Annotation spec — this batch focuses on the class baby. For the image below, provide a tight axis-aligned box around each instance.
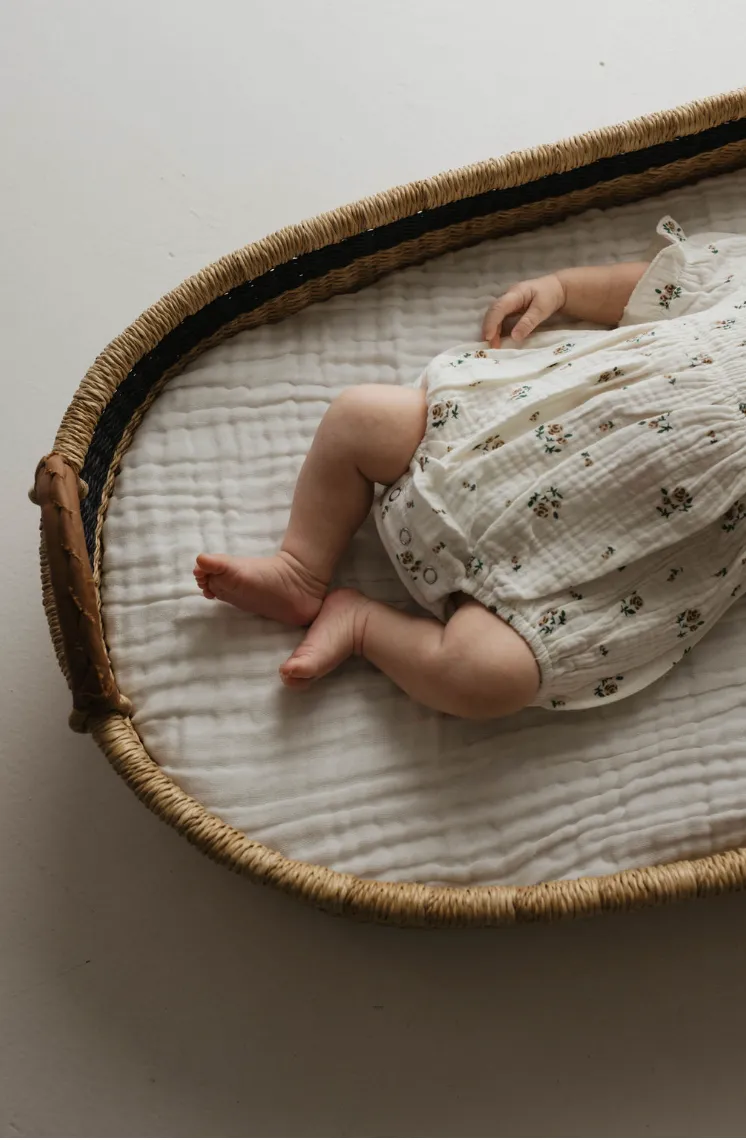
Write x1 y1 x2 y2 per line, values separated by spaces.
194 216 746 718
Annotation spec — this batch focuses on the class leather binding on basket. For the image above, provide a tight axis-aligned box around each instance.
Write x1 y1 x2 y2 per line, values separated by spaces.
34 89 746 925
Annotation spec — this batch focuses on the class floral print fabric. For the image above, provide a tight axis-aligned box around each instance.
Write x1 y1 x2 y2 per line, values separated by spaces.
376 217 746 710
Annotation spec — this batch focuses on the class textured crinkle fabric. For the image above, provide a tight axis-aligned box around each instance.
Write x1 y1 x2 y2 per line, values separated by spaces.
377 217 746 710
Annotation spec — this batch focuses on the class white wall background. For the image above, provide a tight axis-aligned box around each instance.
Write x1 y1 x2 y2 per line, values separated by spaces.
2 1 746 1135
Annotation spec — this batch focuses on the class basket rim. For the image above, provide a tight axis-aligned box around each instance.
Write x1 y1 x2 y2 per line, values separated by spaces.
40 86 746 926
53 85 746 472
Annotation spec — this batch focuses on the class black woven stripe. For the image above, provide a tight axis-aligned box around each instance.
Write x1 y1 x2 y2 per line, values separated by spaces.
80 117 746 555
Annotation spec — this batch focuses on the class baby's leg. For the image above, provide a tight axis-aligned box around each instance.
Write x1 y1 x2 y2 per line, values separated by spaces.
194 385 427 623
282 593 540 719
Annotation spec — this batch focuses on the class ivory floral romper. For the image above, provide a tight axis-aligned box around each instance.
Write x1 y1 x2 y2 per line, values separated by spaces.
376 217 746 710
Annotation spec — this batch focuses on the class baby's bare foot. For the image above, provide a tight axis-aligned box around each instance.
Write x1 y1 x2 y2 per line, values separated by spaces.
280 589 371 688
193 551 325 626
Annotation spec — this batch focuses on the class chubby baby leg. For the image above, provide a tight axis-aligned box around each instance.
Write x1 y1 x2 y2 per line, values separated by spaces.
282 592 540 719
194 384 426 619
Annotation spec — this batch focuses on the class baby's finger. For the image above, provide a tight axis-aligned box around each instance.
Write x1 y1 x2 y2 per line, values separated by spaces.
511 296 553 343
482 289 525 347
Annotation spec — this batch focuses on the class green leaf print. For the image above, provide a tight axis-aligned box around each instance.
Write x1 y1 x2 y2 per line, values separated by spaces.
676 609 704 638
430 400 459 429
661 219 685 241
596 366 624 385
527 486 564 520
537 608 567 636
465 555 484 577
657 486 693 518
472 434 504 452
655 284 682 309
594 675 624 699
722 500 746 532
638 412 673 434
536 422 573 454
620 593 644 617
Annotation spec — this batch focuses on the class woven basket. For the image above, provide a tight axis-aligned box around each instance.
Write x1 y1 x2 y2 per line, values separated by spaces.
34 88 746 926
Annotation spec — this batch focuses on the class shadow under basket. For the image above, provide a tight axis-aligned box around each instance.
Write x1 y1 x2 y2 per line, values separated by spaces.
34 87 746 927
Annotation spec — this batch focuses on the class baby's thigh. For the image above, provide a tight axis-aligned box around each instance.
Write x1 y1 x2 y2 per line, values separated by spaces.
445 599 540 717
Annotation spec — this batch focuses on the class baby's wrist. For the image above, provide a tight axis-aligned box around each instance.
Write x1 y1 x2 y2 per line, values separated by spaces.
553 270 570 314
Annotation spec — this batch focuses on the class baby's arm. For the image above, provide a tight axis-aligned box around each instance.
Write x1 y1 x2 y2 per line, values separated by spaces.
557 262 650 325
483 261 649 348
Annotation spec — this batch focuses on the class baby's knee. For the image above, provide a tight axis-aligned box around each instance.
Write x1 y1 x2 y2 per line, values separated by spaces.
328 384 427 481
331 384 424 429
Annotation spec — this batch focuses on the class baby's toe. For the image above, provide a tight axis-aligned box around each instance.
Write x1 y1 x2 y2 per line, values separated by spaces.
196 552 228 575
280 654 316 682
280 672 313 690
193 565 215 597
279 661 314 689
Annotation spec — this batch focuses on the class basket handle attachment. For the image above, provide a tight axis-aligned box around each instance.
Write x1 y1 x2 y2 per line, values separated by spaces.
32 454 132 731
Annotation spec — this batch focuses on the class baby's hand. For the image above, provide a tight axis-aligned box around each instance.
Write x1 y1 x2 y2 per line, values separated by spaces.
482 273 566 348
